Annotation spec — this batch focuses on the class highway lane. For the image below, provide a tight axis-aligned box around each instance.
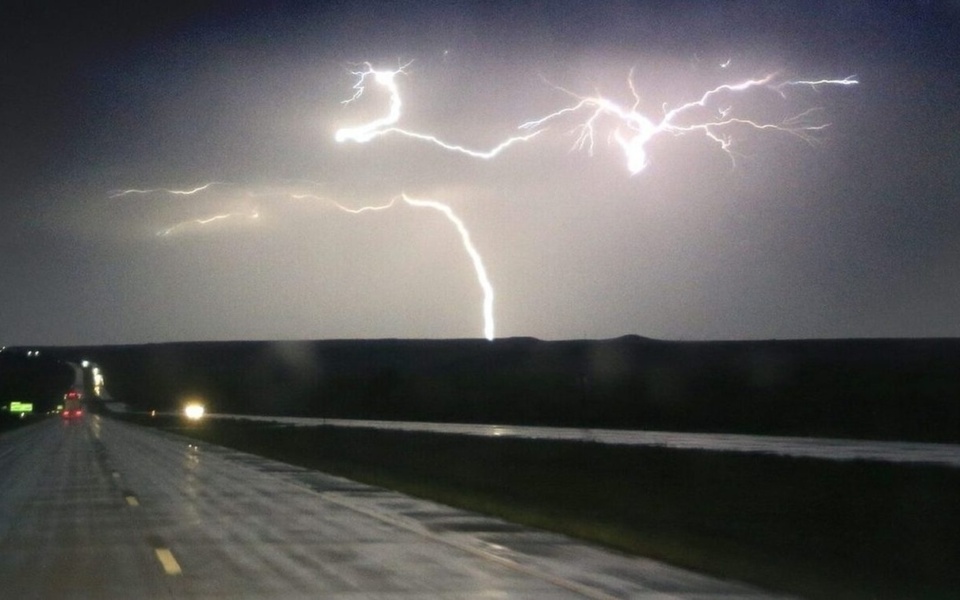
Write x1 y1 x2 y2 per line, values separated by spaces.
0 415 794 599
208 415 960 468
0 418 173 598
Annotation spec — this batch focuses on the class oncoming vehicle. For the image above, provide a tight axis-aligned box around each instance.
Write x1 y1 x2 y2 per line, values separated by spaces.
61 389 83 419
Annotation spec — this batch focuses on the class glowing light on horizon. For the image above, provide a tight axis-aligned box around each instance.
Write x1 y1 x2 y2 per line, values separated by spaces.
183 402 205 420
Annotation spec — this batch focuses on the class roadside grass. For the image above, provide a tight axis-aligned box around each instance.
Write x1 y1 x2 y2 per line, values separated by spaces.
0 413 45 435
127 414 960 600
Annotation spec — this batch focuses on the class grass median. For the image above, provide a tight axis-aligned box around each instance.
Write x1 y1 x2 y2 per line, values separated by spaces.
128 414 960 599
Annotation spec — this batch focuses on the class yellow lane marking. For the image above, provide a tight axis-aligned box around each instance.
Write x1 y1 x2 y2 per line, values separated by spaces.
125 495 139 507
154 548 182 575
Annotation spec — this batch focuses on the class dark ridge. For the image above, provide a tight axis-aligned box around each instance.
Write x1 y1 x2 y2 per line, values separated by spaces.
9 337 960 443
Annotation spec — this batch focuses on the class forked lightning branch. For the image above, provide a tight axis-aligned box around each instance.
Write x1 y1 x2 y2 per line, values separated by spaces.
112 61 856 340
334 62 857 174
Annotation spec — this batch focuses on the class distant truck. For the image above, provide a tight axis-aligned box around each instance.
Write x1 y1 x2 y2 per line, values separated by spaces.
61 389 83 419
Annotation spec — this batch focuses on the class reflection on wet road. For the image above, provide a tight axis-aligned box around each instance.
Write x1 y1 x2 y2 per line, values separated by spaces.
0 416 794 598
212 415 960 468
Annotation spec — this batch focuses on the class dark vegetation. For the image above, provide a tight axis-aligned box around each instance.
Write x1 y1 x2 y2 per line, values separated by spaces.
0 352 73 425
127 414 960 600
0 412 46 434
29 336 960 443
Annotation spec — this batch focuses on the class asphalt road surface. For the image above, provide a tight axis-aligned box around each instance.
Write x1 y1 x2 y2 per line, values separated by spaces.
0 415 795 599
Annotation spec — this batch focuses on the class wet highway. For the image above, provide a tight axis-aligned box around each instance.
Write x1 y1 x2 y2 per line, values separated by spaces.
0 415 794 599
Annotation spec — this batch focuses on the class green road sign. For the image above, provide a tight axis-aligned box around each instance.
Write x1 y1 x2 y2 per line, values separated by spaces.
9 402 33 413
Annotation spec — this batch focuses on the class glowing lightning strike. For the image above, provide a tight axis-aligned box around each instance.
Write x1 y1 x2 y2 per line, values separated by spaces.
129 185 495 339
399 194 495 341
109 182 226 198
334 62 541 159
157 210 260 237
519 72 859 174
327 194 495 341
336 63 856 175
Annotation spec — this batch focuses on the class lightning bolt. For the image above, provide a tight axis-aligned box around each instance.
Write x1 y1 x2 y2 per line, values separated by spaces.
118 184 495 340
111 62 857 343
327 62 856 341
337 62 856 175
398 194 494 341
309 193 496 341
334 62 541 159
156 210 260 237
520 71 859 174
519 72 859 174
109 182 227 198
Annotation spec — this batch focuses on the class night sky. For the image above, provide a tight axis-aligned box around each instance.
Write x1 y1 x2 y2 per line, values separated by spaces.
2 1 959 345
